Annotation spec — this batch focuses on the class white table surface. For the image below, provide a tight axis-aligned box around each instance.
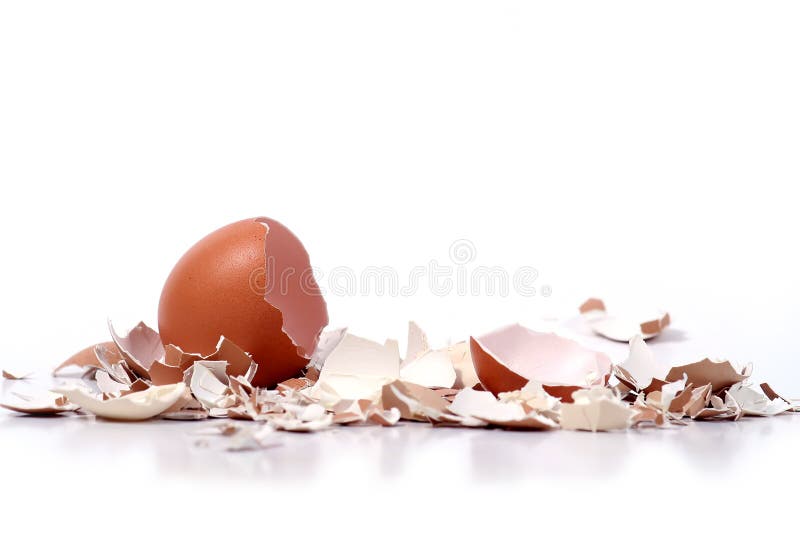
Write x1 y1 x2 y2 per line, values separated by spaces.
2 385 798 532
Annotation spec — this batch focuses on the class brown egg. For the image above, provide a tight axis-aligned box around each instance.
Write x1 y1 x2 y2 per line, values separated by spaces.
158 217 328 387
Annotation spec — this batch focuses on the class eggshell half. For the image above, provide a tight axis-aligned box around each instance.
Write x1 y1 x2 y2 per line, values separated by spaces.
158 217 328 387
470 324 612 399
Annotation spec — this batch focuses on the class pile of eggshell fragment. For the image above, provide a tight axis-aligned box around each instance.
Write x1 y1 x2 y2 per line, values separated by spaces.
2 298 797 451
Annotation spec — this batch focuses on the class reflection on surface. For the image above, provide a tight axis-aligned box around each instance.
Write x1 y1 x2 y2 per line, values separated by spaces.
3 410 798 486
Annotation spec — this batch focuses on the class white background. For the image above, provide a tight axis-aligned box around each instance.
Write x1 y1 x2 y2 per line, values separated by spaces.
1 1 799 531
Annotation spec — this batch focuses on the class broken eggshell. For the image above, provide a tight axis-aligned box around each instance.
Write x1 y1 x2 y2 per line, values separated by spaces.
308 333 400 402
307 327 348 371
613 334 669 391
53 341 122 375
158 217 328 387
108 320 165 379
727 383 792 417
0 391 79 415
665 358 750 392
760 383 800 412
560 387 635 432
400 348 456 389
470 324 612 399
55 382 187 421
381 380 451 422
399 321 457 389
579 298 670 342
447 341 480 389
448 388 558 430
189 362 236 410
2 369 32 380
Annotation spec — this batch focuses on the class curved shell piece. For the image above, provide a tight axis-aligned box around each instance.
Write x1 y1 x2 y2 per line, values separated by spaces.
470 324 611 398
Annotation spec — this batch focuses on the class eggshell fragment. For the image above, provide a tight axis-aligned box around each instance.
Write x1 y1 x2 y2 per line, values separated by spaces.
0 392 79 415
680 384 714 418
400 349 456 389
307 328 348 371
2 369 31 380
665 358 749 392
55 383 187 421
631 401 665 427
381 380 451 421
644 376 687 414
367 407 402 427
560 388 635 432
330 399 371 424
109 320 165 379
226 376 261 420
470 324 611 398
149 360 185 386
277 377 314 394
447 341 480 389
146 337 257 387
327 398 400 426
727 383 791 416
161 410 209 421
308 333 400 402
158 217 329 387
692 392 742 421
614 335 669 391
497 381 560 415
579 298 670 342
270 403 333 432
760 383 800 412
405 321 430 361
189 362 235 410
127 379 150 394
160 389 207 420
53 341 121 375
175 337 255 378
398 322 457 389
95 370 130 397
448 389 558 430
94 344 136 386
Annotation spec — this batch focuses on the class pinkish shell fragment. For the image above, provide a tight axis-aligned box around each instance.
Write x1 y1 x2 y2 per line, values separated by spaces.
109 320 165 379
470 324 611 398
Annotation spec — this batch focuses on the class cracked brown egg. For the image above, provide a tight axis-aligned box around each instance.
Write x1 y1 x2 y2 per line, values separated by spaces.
158 217 328 387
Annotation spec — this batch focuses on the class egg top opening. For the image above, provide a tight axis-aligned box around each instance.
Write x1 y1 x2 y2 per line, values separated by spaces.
255 217 329 358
